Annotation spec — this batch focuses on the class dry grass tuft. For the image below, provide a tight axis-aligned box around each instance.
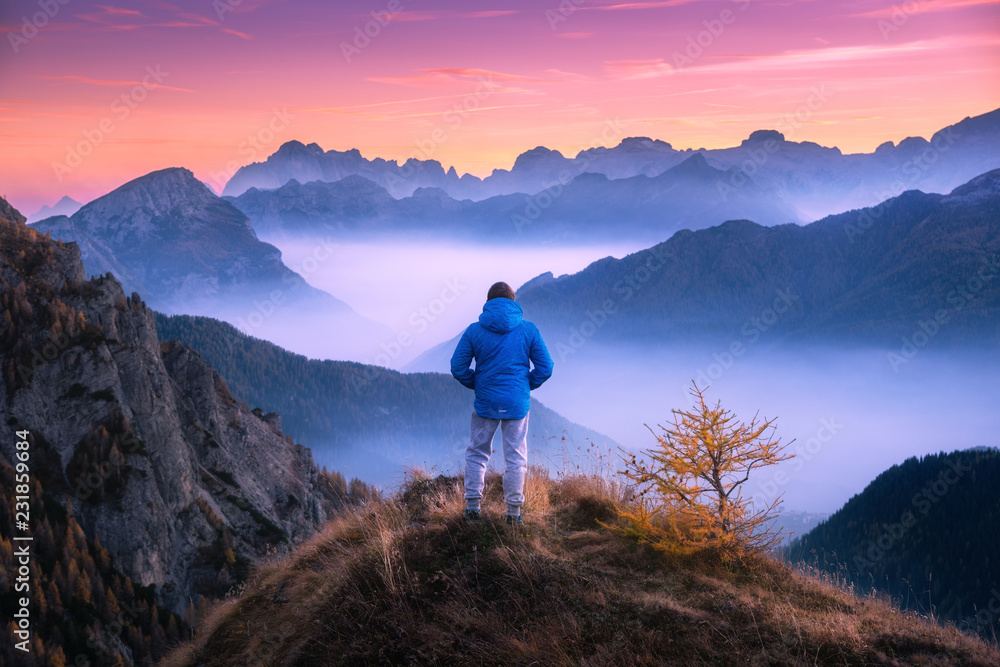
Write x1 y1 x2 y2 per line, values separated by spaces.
555 474 619 529
523 464 553 515
164 472 1000 667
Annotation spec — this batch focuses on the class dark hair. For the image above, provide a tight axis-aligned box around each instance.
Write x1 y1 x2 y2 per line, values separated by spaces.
487 281 515 301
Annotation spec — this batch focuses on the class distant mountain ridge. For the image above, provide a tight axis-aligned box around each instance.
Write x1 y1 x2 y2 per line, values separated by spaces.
31 168 390 361
227 152 799 244
223 107 1000 223
223 140 479 200
406 170 1000 373
511 169 1000 348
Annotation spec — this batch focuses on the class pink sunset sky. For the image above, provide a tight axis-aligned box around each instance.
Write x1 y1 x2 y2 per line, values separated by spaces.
0 0 998 214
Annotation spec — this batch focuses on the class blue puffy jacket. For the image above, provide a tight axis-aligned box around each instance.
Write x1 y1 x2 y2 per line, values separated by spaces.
451 298 553 420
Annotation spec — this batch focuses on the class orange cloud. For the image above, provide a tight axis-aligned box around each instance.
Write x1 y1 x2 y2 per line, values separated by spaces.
177 12 219 25
392 11 441 22
425 68 546 83
367 72 460 88
369 103 542 121
463 10 520 18
304 94 496 114
95 5 144 16
590 0 703 9
370 67 553 88
222 28 254 40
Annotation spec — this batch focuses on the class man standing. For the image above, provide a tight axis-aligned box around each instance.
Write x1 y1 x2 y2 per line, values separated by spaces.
451 281 553 525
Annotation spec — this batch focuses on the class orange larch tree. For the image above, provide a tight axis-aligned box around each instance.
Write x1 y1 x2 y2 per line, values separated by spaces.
619 382 793 557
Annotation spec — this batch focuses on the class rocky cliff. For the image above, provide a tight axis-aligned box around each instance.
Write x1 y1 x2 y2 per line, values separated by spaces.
1 197 343 616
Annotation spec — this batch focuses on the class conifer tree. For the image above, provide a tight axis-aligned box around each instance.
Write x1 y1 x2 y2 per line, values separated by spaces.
619 382 792 556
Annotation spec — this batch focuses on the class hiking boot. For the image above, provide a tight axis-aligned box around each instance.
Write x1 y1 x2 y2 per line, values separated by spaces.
505 514 523 526
465 509 481 524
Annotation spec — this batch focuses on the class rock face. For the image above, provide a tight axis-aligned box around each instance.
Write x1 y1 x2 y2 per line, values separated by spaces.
0 198 339 613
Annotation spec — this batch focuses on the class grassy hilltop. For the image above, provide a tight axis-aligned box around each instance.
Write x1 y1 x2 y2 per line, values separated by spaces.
164 470 1000 666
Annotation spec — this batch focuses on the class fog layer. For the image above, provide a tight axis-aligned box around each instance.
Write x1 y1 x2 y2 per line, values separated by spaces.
531 342 999 514
251 236 998 514
262 235 647 366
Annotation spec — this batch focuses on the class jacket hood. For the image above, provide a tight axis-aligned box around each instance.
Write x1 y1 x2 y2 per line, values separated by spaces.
479 298 523 334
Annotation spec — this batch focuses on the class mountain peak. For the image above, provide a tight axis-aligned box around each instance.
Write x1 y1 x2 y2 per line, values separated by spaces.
403 156 443 170
60 166 248 243
274 140 324 157
742 129 785 145
517 271 555 293
124 165 199 184
660 152 720 179
97 167 217 207
28 195 83 224
896 136 931 152
31 167 372 326
409 186 452 202
335 147 363 159
617 136 674 151
943 168 1000 204
874 140 895 155
513 146 567 170
523 146 563 157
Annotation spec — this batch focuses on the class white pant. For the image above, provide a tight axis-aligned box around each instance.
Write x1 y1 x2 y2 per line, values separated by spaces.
464 411 529 512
